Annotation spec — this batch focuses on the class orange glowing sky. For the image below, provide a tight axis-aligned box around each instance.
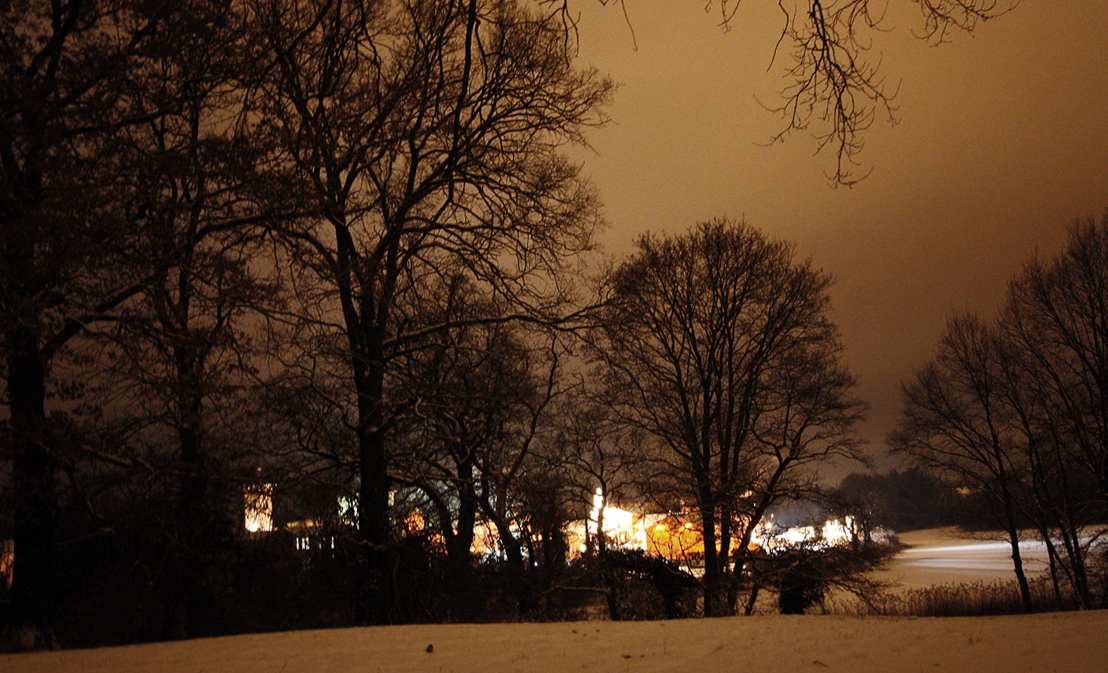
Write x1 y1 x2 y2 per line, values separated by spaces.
571 0 1108 475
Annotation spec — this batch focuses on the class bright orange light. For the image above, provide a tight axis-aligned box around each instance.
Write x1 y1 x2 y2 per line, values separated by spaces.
244 484 273 533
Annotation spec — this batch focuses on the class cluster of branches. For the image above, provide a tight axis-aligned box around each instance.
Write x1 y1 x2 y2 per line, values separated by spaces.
558 0 1013 186
709 0 1014 184
892 215 1108 611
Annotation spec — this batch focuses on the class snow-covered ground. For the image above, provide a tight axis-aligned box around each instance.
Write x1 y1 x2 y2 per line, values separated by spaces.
6 612 1106 673
4 529 1105 673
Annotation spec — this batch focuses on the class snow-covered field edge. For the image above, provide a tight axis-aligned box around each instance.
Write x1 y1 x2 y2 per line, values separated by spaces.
4 611 1107 673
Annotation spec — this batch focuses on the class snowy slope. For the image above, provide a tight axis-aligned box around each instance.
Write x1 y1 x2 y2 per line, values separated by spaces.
4 612 1106 673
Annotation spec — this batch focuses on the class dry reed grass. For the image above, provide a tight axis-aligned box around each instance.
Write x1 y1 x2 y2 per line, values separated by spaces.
824 576 1082 617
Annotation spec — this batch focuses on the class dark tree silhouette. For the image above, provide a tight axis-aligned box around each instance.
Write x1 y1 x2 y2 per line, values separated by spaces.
999 216 1108 608
592 218 863 615
389 273 570 616
893 214 1108 611
251 0 609 621
0 0 183 634
890 314 1035 611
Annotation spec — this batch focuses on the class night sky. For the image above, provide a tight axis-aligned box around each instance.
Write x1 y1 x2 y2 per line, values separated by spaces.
571 0 1108 476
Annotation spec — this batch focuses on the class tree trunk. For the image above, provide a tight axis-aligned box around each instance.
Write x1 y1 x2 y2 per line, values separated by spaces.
7 336 57 632
719 499 739 611
446 460 478 619
163 378 211 639
743 575 762 616
354 348 393 624
999 485 1033 612
603 567 621 621
698 496 724 617
448 467 479 566
596 503 607 555
488 511 535 617
1003 525 1033 613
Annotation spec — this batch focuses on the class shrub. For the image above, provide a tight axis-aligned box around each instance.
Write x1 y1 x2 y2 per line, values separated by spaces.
751 539 900 615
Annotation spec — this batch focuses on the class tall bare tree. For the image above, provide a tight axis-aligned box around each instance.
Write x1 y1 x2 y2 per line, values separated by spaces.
0 0 185 631
250 0 609 620
388 275 547 586
890 313 1035 611
11 0 298 638
547 386 647 557
593 218 863 615
893 215 1108 610
1000 216 1108 607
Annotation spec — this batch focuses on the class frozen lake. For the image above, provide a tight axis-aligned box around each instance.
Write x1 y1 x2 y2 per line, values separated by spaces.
876 528 1051 589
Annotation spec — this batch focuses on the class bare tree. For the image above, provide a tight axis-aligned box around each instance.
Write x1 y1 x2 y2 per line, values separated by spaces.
890 313 1035 611
16 0 300 638
0 0 185 632
999 216 1108 608
545 382 648 556
734 322 866 612
247 0 610 622
389 272 579 620
893 215 1108 611
1005 218 1108 516
389 275 545 579
592 217 862 615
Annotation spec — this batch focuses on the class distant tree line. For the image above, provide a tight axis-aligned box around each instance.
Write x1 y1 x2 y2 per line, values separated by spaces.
831 468 964 534
892 217 1108 611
